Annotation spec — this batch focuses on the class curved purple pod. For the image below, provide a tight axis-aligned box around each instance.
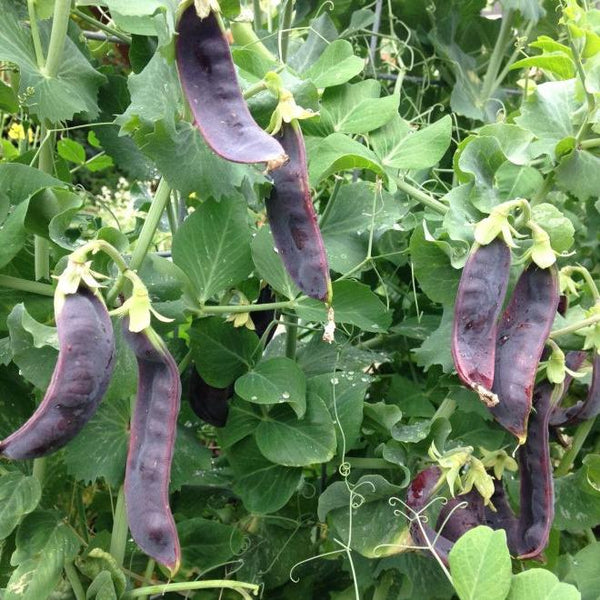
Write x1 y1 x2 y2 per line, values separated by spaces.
516 380 554 560
484 479 519 553
435 490 485 543
551 352 600 427
266 122 331 302
0 288 115 459
452 239 511 404
490 264 559 443
122 322 181 575
548 351 588 427
176 6 286 167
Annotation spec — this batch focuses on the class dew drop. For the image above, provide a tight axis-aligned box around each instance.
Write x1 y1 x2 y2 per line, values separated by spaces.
282 391 290 399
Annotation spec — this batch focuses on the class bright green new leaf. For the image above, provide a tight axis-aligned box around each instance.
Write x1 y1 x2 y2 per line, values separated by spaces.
507 569 580 600
304 40 364 88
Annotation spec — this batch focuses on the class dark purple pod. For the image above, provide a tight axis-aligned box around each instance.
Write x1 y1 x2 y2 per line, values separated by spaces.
452 239 511 404
188 368 232 427
557 294 569 317
484 478 519 553
176 6 287 167
515 380 554 560
0 288 115 459
266 122 331 303
122 322 181 575
435 490 485 543
490 264 559 443
551 352 599 427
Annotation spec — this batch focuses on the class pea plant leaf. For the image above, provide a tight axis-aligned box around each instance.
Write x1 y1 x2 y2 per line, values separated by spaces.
507 569 581 600
304 39 365 88
172 197 254 303
0 473 41 542
448 526 513 600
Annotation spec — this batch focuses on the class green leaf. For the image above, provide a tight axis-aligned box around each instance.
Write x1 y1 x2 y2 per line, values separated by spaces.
501 0 546 22
308 372 368 454
255 393 336 466
86 571 117 600
409 225 460 306
554 469 600 530
76 548 126 598
568 541 600 600
372 115 452 170
304 40 364 88
511 54 575 79
412 308 454 373
85 154 114 172
235 357 307 418
0 80 18 113
228 437 302 513
317 475 406 557
307 133 386 186
556 148 600 201
170 426 212 491
288 12 337 73
251 225 300 300
320 181 409 274
295 280 392 332
448 526 512 600
178 518 244 574
321 82 399 134
188 317 259 388
172 197 254 303
0 473 41 541
515 80 580 156
0 2 104 121
391 420 431 443
531 203 574 253
56 139 86 165
6 510 81 600
477 123 536 166
217 398 262 449
507 569 580 600
495 163 544 202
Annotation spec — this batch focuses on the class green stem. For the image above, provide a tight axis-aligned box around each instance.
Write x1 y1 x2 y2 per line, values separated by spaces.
319 178 343 228
44 0 72 78
71 8 131 44
138 558 156 600
35 123 55 281
344 457 397 470
121 580 259 599
166 194 179 234
562 266 600 303
178 350 192 376
107 179 171 305
64 562 86 600
480 10 515 103
581 138 600 150
555 418 596 477
279 0 294 63
192 300 296 315
568 34 595 141
395 177 448 214
243 80 268 99
285 313 298 359
0 275 54 296
433 397 457 421
27 0 45 68
231 21 277 62
75 483 90 543
109 485 128 568
32 456 47 486
550 313 600 338
491 20 535 90
253 0 262 30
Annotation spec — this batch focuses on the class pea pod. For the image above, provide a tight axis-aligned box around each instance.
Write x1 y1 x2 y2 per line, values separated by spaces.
0 287 115 459
490 264 559 442
122 322 181 575
176 6 287 167
452 239 511 404
266 121 331 303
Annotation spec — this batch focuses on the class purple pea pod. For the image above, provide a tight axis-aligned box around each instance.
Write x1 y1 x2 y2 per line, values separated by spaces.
515 379 555 560
435 490 485 542
551 352 600 427
452 239 511 406
266 121 331 303
484 478 519 553
0 287 115 459
490 264 559 443
122 322 181 575
176 6 287 168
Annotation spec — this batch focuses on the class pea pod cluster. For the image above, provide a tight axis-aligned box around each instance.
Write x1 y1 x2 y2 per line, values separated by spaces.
0 286 115 459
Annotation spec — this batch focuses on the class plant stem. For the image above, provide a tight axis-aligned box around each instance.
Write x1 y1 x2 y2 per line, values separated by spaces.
550 313 600 338
243 80 268 100
279 0 294 63
555 418 596 477
319 178 342 228
0 275 54 296
369 0 383 76
480 10 515 103
44 0 72 78
71 7 132 43
107 179 171 306
177 350 192 375
192 300 296 315
138 558 156 600
492 20 535 90
395 177 448 214
35 123 55 281
121 580 260 599
64 562 86 600
568 33 595 141
230 21 277 62
285 313 298 359
109 485 128 568
581 138 600 150
32 456 47 486
26 0 45 68
562 266 600 303
253 0 262 31
433 397 457 421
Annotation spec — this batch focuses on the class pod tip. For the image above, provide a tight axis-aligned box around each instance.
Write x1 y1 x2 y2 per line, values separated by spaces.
473 384 499 408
